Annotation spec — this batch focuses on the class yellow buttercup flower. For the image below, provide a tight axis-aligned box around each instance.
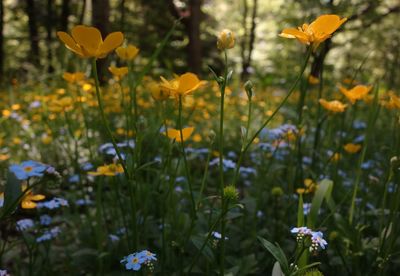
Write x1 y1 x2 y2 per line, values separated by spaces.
160 73 206 98
63 72 86 84
280 14 347 49
344 143 362 154
147 82 170 101
217 29 235 50
108 66 128 79
0 154 10 161
381 91 400 110
339 85 372 104
308 75 320 85
163 127 194 142
57 25 124 59
21 185 45 209
115 45 139 60
319 99 347 113
88 163 124 176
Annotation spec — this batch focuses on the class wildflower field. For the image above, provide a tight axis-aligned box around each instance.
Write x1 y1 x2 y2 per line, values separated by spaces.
0 1 399 275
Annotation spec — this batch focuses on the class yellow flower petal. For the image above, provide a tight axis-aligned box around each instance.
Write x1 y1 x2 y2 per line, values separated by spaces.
279 28 309 44
177 73 201 94
71 25 103 57
57 31 83 56
99 32 124 58
30 194 45 201
22 200 37 209
310 14 347 37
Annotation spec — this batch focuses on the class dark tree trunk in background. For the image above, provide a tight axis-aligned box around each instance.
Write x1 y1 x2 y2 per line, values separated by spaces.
79 0 86 25
46 0 54 74
92 0 110 84
60 0 70 32
241 0 257 80
310 40 331 79
120 0 126 33
186 0 202 74
240 0 248 80
26 0 40 67
0 0 4 82
168 0 203 74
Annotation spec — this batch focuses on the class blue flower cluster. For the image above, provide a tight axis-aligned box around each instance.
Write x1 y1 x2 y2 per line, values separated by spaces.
37 197 69 209
291 227 328 252
209 158 236 171
36 227 61 243
120 250 157 271
16 219 35 231
99 140 135 160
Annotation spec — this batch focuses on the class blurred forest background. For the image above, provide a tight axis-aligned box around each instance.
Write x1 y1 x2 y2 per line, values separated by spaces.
0 0 399 88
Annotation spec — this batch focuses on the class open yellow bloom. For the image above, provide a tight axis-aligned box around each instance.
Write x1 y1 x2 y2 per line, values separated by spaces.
147 82 170 101
319 99 347 113
63 72 86 84
108 66 128 79
381 91 400 110
57 25 124 59
21 185 45 209
115 45 139 60
280 14 347 49
163 127 194 142
160 73 206 98
339 85 372 104
88 164 124 176
344 143 362 154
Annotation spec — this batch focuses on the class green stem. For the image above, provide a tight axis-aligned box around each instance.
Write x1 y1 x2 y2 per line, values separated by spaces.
232 47 312 186
219 50 228 276
92 59 129 178
178 95 196 218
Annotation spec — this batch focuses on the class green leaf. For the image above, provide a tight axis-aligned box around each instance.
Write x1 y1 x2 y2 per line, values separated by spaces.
307 179 333 229
3 172 22 216
297 193 304 227
258 236 289 273
291 262 321 276
191 235 214 262
272 261 285 276
208 65 219 82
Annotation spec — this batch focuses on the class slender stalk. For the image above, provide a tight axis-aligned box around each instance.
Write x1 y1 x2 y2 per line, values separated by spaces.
218 50 228 276
233 47 312 185
178 95 196 218
92 59 129 178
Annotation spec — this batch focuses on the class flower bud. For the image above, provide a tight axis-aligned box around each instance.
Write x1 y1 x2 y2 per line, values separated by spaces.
223 185 238 201
217 29 235 50
244 80 254 99
207 130 216 143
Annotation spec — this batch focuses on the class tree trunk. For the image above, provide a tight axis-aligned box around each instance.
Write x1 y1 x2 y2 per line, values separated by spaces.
186 0 202 74
26 0 40 66
120 0 126 33
241 0 257 80
240 0 248 80
60 0 70 32
92 0 110 84
46 0 54 74
79 0 87 25
310 40 331 78
0 0 4 83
